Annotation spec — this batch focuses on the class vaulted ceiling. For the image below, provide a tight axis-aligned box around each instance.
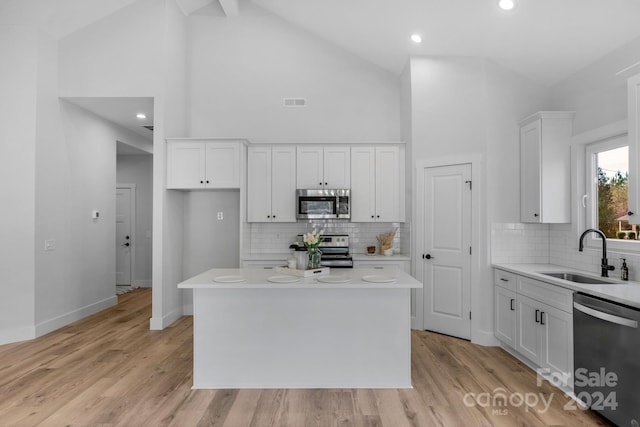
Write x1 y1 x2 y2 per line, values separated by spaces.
3 0 640 86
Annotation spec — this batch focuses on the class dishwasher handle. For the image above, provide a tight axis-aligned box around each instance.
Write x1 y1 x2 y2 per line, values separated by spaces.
574 301 638 329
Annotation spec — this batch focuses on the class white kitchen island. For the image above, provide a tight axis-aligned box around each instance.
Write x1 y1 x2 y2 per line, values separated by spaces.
178 268 422 389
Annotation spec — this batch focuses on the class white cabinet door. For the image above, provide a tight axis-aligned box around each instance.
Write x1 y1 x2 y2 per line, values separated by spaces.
540 304 573 385
350 146 376 222
247 146 271 222
628 73 640 224
520 120 542 223
296 145 350 189
167 141 241 189
324 146 350 188
353 259 410 273
494 285 517 348
350 145 403 222
248 145 296 223
516 294 541 363
296 146 324 189
270 146 296 222
204 143 240 188
519 112 573 223
167 142 206 189
375 146 401 222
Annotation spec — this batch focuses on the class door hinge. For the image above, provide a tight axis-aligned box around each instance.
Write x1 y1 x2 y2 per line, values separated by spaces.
469 246 472 255
465 180 472 190
469 311 472 320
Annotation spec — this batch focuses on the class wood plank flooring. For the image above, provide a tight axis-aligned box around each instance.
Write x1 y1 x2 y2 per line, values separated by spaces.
0 288 613 426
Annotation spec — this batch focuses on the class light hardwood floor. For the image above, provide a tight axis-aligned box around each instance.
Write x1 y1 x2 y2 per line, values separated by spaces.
0 288 613 426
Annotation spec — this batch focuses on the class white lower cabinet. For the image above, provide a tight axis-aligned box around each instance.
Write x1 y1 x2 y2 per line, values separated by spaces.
494 283 517 348
494 269 574 389
353 259 410 273
241 259 286 269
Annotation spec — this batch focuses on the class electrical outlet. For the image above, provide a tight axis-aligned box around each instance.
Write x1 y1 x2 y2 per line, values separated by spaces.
44 239 56 251
217 212 224 220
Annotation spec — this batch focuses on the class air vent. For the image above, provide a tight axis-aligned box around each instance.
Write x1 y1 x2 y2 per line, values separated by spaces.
141 125 154 132
283 98 307 107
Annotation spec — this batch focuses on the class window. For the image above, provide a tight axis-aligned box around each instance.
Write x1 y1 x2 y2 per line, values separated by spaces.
586 136 631 240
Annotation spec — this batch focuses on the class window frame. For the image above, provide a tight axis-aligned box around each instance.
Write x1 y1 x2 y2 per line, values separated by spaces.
577 121 634 252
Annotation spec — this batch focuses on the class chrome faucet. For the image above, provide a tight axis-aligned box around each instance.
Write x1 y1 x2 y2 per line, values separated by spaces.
578 228 615 277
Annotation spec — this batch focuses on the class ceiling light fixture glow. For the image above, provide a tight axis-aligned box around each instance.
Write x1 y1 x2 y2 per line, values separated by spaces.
136 113 147 119
498 0 515 10
411 34 422 44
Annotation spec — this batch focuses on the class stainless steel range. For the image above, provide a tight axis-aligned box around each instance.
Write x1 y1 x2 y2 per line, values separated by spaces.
294 234 353 268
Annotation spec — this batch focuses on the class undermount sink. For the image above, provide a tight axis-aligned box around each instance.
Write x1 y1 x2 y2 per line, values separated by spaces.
540 272 616 285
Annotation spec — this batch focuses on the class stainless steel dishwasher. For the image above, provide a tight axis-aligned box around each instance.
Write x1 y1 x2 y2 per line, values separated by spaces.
573 292 640 426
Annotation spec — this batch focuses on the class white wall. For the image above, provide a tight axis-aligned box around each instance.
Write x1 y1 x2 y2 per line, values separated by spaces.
406 56 550 345
117 154 154 286
187 5 401 141
0 25 37 344
58 0 189 331
550 35 640 134
58 0 164 97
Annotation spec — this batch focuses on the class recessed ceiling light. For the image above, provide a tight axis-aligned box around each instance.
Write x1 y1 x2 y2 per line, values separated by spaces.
498 0 515 10
411 34 423 44
136 113 147 119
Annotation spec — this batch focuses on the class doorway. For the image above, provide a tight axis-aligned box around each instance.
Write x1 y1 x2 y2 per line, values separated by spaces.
415 162 472 339
116 185 135 291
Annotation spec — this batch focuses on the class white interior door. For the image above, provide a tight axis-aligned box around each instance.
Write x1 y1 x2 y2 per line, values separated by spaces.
116 187 132 286
420 164 472 339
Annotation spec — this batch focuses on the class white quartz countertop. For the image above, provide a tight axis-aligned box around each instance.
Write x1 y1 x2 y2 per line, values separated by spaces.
241 253 410 261
493 263 640 309
178 267 422 289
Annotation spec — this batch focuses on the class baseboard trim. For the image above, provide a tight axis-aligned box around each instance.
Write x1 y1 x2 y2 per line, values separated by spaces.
34 295 118 338
133 279 152 288
471 329 500 347
149 306 183 330
182 303 193 316
0 325 36 346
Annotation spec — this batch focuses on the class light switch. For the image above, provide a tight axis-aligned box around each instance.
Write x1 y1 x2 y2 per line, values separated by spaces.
217 212 224 220
44 239 56 251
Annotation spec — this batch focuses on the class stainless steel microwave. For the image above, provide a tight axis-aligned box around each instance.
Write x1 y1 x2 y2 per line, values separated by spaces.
296 189 350 220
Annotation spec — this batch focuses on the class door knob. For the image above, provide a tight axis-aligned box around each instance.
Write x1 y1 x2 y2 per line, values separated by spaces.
423 254 434 260
122 243 130 247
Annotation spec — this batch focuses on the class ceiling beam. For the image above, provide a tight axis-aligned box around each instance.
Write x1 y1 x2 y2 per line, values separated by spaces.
218 0 239 17
175 0 214 15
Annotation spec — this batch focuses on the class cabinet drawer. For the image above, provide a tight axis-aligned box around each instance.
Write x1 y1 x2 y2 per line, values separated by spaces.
517 276 573 313
494 269 517 291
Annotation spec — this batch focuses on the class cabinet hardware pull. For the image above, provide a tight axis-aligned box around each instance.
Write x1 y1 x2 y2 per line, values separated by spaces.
510 299 515 311
325 182 328 186
200 180 204 184
629 211 635 216
534 213 539 217
540 311 546 325
500 278 509 282
535 309 540 323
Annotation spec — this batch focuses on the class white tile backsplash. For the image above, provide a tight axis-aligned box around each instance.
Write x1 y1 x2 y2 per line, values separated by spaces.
491 221 640 281
549 223 640 281
490 222 550 264
243 221 410 256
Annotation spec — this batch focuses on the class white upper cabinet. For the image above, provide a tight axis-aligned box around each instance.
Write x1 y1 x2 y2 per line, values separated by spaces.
351 145 405 222
296 145 350 189
247 145 296 222
519 112 574 223
167 140 242 189
628 74 640 224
